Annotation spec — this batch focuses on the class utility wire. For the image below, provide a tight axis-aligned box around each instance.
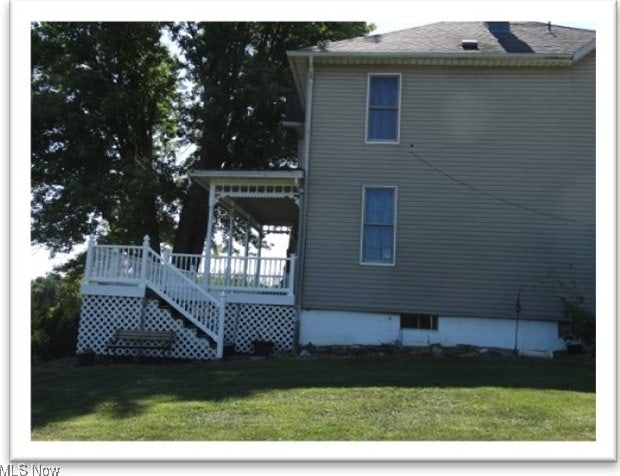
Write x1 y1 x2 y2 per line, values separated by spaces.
409 144 594 226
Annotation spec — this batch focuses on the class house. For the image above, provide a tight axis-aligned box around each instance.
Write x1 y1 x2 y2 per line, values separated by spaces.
77 21 595 359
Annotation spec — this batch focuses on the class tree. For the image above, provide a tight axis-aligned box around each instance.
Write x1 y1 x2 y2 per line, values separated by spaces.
171 22 372 254
31 22 372 257
31 22 181 254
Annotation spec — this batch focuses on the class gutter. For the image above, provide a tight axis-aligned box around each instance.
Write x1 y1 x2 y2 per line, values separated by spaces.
287 51 576 70
286 51 575 62
302 56 314 173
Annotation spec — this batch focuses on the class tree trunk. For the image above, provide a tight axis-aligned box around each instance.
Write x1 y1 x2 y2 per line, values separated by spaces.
172 182 210 255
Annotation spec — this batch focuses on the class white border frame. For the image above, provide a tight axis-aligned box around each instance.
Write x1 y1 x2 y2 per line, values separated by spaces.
359 185 398 266
364 72 402 144
9 0 616 465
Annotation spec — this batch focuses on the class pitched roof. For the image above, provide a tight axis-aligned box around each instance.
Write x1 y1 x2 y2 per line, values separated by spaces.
287 22 596 109
297 21 595 56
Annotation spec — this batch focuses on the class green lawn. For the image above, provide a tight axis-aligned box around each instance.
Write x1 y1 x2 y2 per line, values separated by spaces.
31 353 595 441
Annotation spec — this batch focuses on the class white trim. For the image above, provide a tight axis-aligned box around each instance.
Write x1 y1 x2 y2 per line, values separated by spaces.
215 292 295 306
191 169 304 180
359 185 398 267
365 73 401 145
287 50 575 64
572 39 596 63
80 283 146 297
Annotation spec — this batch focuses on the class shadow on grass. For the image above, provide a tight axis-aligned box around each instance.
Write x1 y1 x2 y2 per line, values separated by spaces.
31 354 595 430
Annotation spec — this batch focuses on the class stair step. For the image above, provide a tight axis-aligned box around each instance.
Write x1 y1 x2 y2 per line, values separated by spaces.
139 249 223 355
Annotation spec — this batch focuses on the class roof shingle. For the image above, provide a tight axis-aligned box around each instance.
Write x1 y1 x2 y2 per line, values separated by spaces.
298 22 595 56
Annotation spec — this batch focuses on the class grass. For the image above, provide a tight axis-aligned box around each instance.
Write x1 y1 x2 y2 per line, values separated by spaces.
31 353 595 441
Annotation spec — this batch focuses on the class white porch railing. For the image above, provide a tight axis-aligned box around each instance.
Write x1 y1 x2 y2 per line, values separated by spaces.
166 252 296 299
209 255 295 295
83 236 226 358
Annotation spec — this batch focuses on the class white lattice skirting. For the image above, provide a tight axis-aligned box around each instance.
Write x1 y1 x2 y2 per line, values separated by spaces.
77 295 296 360
224 303 297 354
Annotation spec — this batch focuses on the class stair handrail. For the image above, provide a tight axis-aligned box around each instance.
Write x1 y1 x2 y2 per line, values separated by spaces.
141 236 225 358
83 235 225 358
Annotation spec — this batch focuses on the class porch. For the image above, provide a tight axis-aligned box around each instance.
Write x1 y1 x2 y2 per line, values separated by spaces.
77 169 304 360
188 167 304 306
81 169 304 307
82 242 296 306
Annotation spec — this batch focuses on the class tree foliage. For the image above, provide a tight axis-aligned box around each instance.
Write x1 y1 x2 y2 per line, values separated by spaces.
31 22 182 254
31 21 372 256
171 22 372 253
31 273 82 360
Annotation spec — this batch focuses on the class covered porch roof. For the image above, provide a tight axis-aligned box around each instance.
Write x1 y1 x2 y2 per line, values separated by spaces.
190 169 304 228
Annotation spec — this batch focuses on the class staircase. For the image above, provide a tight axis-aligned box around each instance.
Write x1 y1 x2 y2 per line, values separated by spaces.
82 235 225 358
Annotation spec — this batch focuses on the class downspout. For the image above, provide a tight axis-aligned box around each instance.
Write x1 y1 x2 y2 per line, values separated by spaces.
294 55 314 351
302 56 314 173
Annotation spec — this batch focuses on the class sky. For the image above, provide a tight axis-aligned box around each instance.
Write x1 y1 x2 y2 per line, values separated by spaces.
29 18 597 280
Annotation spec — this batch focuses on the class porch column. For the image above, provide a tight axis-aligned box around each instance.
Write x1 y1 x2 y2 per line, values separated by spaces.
254 226 263 288
225 204 235 287
243 221 250 287
202 185 217 291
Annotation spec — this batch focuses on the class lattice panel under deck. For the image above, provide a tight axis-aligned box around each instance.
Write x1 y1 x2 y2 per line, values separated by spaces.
141 301 217 360
224 303 239 345
77 296 217 360
77 295 142 355
78 295 296 359
233 304 296 354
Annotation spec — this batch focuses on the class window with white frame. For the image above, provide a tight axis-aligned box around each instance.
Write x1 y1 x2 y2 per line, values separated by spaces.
361 186 397 265
366 74 400 143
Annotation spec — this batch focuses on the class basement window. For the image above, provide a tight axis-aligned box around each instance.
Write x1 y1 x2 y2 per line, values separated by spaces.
401 313 438 330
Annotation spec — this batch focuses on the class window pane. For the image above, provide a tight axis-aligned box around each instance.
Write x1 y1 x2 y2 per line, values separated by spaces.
370 76 399 107
368 109 397 140
365 188 395 225
363 187 395 264
363 225 394 263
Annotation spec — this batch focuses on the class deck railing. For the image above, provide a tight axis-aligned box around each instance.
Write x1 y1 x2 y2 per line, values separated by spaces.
209 255 295 295
86 244 145 283
83 236 226 357
83 234 299 351
165 252 296 297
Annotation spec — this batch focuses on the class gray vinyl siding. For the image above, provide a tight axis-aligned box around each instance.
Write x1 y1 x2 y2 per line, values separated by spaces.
301 51 595 321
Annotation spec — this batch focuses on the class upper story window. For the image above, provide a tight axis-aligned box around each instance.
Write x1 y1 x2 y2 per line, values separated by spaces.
366 74 401 143
361 186 397 265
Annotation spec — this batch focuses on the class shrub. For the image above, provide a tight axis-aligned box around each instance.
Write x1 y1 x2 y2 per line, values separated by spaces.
31 273 81 360
559 295 595 352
